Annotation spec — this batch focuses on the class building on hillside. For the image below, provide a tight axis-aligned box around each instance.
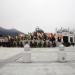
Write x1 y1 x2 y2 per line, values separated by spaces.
56 27 75 44
0 36 8 42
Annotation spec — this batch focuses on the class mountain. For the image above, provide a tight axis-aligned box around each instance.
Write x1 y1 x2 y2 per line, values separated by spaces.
0 27 24 36
0 27 7 35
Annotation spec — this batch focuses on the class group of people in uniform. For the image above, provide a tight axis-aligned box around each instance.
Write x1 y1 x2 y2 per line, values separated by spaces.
0 41 23 47
23 39 56 48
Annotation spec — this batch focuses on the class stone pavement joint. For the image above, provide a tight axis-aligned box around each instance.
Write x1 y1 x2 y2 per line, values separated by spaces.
0 52 24 68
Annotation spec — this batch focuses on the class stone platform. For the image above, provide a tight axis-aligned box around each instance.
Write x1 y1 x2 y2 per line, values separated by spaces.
0 47 75 75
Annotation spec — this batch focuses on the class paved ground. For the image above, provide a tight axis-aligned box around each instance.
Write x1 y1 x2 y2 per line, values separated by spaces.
0 47 75 75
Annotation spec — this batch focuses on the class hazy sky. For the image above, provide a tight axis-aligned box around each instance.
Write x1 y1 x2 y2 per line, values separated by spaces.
0 0 75 33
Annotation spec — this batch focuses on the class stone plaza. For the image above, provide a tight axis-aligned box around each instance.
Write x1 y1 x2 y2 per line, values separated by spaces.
0 47 75 75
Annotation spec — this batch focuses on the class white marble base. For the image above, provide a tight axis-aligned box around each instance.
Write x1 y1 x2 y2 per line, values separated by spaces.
23 52 31 63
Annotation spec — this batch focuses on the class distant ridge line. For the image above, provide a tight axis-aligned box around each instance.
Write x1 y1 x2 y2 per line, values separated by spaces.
0 27 24 36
